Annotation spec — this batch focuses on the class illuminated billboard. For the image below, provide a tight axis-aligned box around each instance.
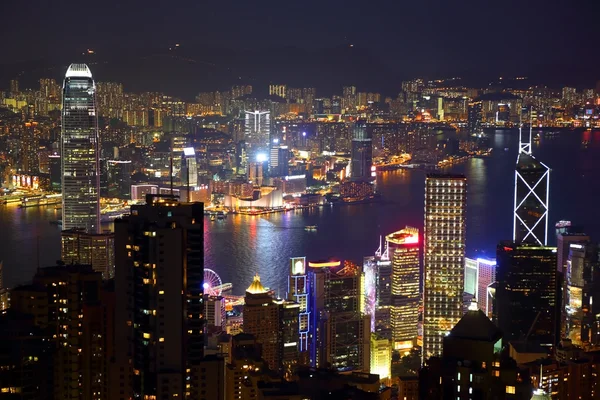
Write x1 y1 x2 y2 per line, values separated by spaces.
290 257 306 276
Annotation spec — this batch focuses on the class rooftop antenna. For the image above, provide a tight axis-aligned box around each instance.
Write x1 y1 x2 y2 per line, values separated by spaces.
170 107 175 197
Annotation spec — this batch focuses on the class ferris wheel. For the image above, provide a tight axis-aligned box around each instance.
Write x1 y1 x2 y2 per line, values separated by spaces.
203 268 224 296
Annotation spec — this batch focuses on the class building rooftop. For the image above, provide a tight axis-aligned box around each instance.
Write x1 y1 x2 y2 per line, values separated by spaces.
246 274 268 294
449 308 502 342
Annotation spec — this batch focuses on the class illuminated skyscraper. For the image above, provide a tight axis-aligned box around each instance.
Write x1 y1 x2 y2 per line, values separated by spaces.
423 174 467 362
467 100 482 134
386 227 420 351
269 84 287 98
61 63 100 233
514 124 550 246
244 110 270 150
308 260 370 372
464 257 496 317
244 274 300 379
61 228 115 279
288 257 310 358
350 120 373 180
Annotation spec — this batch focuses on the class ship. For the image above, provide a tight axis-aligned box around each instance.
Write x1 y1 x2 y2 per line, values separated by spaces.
304 225 318 232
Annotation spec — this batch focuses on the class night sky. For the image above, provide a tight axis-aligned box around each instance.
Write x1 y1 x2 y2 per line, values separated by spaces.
1 0 598 97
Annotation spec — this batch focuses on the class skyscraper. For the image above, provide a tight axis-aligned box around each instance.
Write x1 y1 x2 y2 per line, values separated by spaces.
113 194 204 399
496 242 559 347
513 124 550 246
288 257 310 358
308 260 370 372
423 174 467 362
61 64 100 233
467 100 482 134
350 120 373 180
243 274 299 379
464 257 497 317
386 227 420 351
106 160 132 199
244 110 270 151
61 228 116 279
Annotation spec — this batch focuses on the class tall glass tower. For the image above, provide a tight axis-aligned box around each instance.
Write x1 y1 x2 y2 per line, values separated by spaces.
61 63 100 233
423 174 467 363
514 123 550 245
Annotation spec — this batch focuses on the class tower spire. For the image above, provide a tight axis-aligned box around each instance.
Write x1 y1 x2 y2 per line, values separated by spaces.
519 107 532 155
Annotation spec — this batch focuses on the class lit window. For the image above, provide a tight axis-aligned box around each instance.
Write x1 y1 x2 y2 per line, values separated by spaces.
493 370 500 377
506 386 515 394
159 290 164 295
143 333 151 339
159 337 164 342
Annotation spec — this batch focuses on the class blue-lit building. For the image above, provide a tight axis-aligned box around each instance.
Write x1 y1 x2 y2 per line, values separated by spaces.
288 257 310 358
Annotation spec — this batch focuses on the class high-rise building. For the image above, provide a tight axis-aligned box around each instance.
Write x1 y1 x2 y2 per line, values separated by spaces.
10 264 113 400
350 120 373 180
181 147 198 190
467 100 483 134
244 110 270 151
113 194 204 399
61 64 100 233
61 228 116 279
423 174 467 362
269 142 289 177
370 334 392 384
464 257 497 317
308 260 370 372
21 121 39 173
557 230 590 274
243 274 300 379
565 242 600 346
205 295 226 334
419 302 533 400
269 84 287 99
49 154 61 191
288 257 310 359
386 227 420 351
513 125 550 246
496 242 559 347
247 161 264 187
9 79 19 94
106 160 132 199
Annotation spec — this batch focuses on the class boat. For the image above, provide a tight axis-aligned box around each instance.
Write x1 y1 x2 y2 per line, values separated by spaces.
504 147 509 151
210 214 216 221
49 220 62 226
304 225 318 232
217 211 226 220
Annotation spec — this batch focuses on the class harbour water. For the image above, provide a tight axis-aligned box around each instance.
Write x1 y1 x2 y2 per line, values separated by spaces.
2 129 600 295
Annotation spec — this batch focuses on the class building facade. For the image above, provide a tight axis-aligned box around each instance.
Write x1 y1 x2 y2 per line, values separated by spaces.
423 174 467 362
113 194 204 399
61 63 100 233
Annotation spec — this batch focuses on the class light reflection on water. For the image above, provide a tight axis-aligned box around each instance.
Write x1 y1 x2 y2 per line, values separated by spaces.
1 129 600 295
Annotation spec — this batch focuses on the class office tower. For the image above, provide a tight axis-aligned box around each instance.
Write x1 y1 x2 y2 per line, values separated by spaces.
113 194 204 399
565 242 600 346
269 84 287 98
10 264 112 400
21 121 39 173
205 295 226 333
61 63 100 233
496 242 559 347
9 79 19 94
106 160 132 199
61 228 115 279
419 303 532 400
308 260 370 372
244 110 270 150
464 258 478 296
477 258 496 317
247 161 263 186
49 154 61 191
197 355 226 400
269 142 289 177
370 334 392 384
181 147 198 189
243 274 299 378
464 257 497 317
386 227 420 351
288 257 310 358
513 124 550 246
467 100 483 134
350 120 373 180
557 230 590 274
423 174 467 362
